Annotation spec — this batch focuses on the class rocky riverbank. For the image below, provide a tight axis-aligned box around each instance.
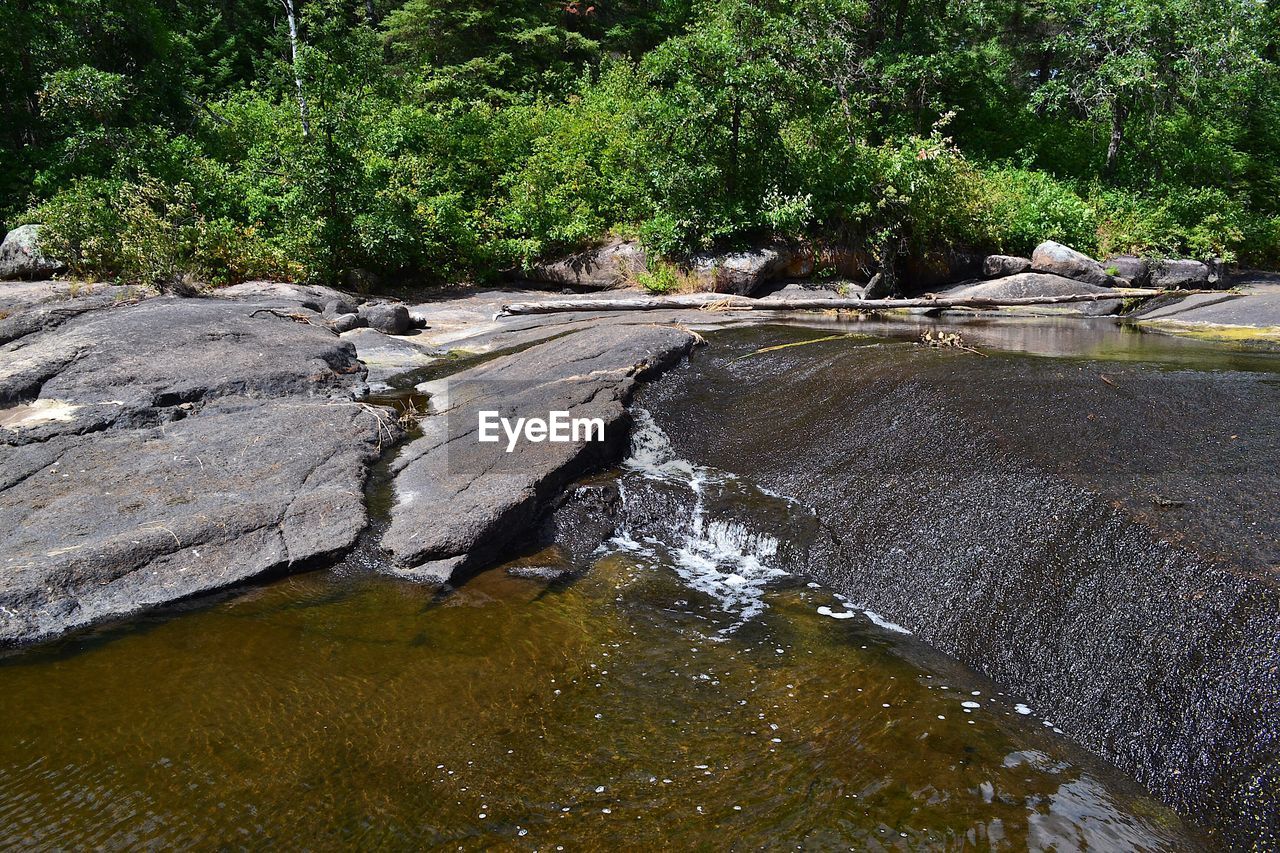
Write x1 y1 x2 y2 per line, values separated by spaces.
0 280 724 643
3 269 1279 844
4 268 1280 644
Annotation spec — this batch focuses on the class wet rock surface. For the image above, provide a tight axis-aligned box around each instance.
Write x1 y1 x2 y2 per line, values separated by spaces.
382 324 698 583
633 325 1280 847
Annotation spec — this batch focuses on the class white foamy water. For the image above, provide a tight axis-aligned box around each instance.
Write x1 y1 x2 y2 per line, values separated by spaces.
613 410 788 628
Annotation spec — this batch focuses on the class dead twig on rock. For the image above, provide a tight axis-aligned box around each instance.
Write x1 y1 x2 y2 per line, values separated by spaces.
249 308 325 328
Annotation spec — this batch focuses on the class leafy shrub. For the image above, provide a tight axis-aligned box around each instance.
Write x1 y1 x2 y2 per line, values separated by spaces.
636 261 679 293
33 175 295 285
1094 185 1252 262
974 166 1098 255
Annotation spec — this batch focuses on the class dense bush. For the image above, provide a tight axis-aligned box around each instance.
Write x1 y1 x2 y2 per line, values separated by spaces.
7 0 1279 286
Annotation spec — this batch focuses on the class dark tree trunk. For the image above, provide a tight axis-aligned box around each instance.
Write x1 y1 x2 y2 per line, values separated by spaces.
1105 99 1127 175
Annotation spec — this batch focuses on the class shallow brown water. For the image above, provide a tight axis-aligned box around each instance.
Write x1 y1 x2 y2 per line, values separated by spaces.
0 556 1199 849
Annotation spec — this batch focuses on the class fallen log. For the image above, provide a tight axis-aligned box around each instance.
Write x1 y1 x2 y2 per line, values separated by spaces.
499 288 1214 316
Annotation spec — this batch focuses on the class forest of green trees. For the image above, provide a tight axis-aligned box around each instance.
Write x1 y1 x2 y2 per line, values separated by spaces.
3 0 1279 287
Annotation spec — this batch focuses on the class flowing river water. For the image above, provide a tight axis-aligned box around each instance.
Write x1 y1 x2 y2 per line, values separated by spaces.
3 315 1277 849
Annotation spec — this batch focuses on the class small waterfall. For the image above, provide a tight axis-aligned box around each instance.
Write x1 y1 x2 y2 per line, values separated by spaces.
610 409 791 629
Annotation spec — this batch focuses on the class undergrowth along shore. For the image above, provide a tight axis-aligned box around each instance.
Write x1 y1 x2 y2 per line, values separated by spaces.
3 0 1279 288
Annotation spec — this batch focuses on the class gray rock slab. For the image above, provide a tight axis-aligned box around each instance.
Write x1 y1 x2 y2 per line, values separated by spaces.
382 324 697 582
0 298 364 441
0 396 395 644
1130 292 1242 321
0 281 152 345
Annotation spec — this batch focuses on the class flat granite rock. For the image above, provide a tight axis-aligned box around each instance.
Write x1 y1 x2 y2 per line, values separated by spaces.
0 397 392 644
0 293 399 644
0 297 364 442
1134 280 1280 344
0 281 152 345
382 324 698 583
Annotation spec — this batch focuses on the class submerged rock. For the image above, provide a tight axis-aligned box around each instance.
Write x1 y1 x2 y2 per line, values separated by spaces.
381 324 698 584
0 225 65 280
1031 240 1116 287
637 328 1280 847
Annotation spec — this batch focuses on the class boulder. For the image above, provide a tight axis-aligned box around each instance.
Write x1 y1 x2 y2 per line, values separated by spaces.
342 268 380 293
937 272 1122 316
325 298 358 317
863 272 893 299
1031 240 1115 287
1150 258 1210 289
358 302 412 335
983 255 1032 278
331 312 363 333
381 325 698 583
524 239 647 290
215 281 351 313
690 246 793 296
0 225 65 280
1104 255 1151 287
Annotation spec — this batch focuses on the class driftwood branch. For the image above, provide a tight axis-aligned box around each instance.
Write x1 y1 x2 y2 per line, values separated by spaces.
499 288 1216 316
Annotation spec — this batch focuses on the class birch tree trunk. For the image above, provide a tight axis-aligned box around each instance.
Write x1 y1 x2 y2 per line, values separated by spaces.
282 0 311 136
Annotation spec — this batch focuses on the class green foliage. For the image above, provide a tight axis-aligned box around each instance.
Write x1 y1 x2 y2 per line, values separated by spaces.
636 261 679 294
4 0 1279 284
975 167 1098 255
33 175 295 285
